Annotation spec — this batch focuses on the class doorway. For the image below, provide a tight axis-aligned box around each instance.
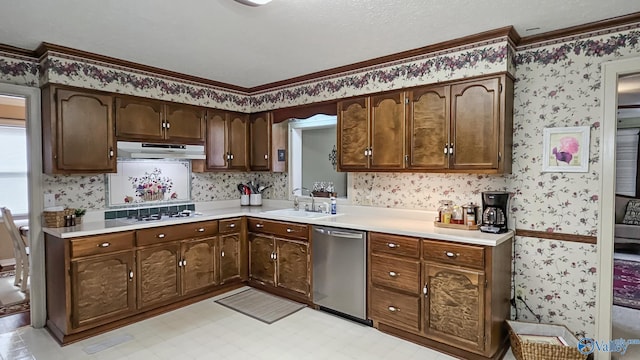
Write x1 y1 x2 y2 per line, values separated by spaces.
0 83 43 328
598 56 640 360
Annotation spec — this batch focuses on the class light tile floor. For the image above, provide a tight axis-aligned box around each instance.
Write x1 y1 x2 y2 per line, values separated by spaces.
0 287 517 360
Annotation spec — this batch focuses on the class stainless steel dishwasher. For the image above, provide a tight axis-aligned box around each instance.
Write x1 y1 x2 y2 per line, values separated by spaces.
312 226 369 324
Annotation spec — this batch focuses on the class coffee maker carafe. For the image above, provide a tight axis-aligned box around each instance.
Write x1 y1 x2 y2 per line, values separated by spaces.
480 191 510 233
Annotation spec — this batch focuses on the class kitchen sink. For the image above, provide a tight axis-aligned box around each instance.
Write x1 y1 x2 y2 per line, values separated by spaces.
260 209 337 219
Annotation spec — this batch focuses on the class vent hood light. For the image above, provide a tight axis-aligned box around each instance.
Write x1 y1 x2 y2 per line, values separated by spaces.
234 0 272 6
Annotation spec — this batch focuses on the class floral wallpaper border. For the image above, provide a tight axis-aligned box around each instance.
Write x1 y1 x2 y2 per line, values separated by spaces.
0 51 39 87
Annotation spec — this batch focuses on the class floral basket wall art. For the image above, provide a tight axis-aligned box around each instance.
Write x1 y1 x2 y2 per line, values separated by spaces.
128 168 175 203
542 126 591 173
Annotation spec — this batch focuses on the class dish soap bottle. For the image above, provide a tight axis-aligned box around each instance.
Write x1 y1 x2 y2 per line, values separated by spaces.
330 197 337 215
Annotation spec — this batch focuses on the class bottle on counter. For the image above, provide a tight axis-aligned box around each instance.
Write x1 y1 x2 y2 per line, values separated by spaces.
440 201 452 224
464 203 477 226
330 197 337 215
451 205 464 224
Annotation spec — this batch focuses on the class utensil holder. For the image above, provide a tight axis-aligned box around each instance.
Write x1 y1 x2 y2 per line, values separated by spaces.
240 194 250 206
249 194 262 206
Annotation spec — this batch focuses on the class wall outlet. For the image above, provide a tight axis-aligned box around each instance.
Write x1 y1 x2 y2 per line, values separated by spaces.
44 194 55 208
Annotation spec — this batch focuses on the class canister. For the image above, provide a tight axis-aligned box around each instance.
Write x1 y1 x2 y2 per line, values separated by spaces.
462 203 480 226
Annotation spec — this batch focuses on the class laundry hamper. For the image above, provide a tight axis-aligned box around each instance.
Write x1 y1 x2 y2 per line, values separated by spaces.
506 320 588 360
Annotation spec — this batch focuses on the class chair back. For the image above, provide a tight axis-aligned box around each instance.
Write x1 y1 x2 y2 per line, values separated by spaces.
1 207 28 256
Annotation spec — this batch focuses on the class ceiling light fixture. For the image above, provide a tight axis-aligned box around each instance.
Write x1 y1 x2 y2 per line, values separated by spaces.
234 0 272 6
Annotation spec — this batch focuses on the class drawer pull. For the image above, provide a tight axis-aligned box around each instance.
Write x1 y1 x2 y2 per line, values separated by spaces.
197 228 205 232
445 251 459 258
157 233 166 238
387 243 399 249
228 223 236 228
388 271 398 277
286 228 293 233
256 224 264 228
97 242 110 248
387 306 399 312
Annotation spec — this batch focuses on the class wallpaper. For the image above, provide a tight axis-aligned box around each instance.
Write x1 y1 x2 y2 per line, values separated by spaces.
41 52 252 112
0 52 39 87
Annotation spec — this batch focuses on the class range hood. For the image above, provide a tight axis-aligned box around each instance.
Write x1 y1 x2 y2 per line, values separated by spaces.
117 141 206 160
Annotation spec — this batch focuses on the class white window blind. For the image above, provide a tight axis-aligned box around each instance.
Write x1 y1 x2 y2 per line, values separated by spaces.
0 125 28 215
616 128 639 197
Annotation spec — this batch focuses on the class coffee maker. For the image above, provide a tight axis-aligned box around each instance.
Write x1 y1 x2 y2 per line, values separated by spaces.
480 191 510 233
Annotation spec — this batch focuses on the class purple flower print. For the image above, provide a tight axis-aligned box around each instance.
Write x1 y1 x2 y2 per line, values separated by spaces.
552 136 579 165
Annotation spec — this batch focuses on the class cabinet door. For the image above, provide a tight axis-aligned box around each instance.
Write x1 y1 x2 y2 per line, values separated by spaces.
164 104 206 144
114 97 164 141
248 234 275 286
408 86 449 169
70 252 135 329
55 89 116 172
228 113 249 170
136 243 181 309
250 112 271 171
181 237 217 296
338 98 369 170
370 92 405 169
219 233 242 284
275 238 310 297
450 78 500 170
423 262 485 353
205 110 228 170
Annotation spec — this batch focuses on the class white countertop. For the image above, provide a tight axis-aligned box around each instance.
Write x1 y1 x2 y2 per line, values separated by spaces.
43 202 513 246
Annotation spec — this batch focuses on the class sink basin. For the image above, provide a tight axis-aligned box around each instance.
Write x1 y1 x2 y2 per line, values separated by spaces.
260 209 336 219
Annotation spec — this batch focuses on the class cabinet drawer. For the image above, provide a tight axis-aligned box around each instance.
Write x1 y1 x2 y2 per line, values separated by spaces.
371 254 420 294
70 232 135 258
370 287 420 333
248 218 308 240
423 239 484 269
219 218 242 234
370 232 420 259
136 220 218 246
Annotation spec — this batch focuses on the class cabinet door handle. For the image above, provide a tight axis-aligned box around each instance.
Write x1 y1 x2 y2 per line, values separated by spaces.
197 228 205 232
387 243 399 249
423 284 429 297
178 260 182 267
98 242 110 248
129 270 134 281
387 306 399 312
230 154 234 160
165 122 171 129
264 154 268 160
109 148 114 158
255 224 264 228
162 122 166 129
444 145 448 154
445 251 459 258
449 143 454 154
182 259 186 267
228 223 236 228
157 233 166 238
273 252 277 261
388 271 398 277
221 251 225 257
369 147 373 157
364 149 368 156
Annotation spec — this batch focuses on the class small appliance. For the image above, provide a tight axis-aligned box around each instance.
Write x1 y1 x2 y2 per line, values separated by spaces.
480 191 510 233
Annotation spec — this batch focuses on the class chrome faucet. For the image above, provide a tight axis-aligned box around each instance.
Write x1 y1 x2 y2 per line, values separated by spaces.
291 187 315 212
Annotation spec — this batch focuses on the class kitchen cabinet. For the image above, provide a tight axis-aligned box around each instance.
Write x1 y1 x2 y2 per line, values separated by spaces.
247 218 311 300
406 85 450 169
368 232 512 360
218 218 247 284
204 109 249 171
46 231 136 336
249 112 272 171
136 220 219 310
337 92 405 170
41 86 116 174
115 97 206 144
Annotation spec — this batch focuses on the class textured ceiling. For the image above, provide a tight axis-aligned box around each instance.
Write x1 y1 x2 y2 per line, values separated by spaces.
1 0 640 88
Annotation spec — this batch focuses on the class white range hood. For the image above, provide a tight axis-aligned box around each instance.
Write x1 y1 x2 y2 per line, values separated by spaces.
117 141 206 160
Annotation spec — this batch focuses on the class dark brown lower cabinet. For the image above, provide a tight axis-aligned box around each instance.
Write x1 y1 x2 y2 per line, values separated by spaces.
219 232 242 284
275 237 310 297
249 233 277 286
137 243 182 309
368 232 512 360
70 251 136 329
182 237 218 295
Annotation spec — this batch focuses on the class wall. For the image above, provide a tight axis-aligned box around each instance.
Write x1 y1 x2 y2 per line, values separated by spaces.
302 127 347 197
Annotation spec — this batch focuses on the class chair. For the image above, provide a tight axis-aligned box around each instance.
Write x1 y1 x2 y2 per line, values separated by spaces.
1 207 29 293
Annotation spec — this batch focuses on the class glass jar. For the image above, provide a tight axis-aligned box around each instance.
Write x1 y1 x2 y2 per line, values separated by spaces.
451 205 464 224
439 201 453 224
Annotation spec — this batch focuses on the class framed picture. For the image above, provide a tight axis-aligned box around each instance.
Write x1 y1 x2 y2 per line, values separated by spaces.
542 126 590 173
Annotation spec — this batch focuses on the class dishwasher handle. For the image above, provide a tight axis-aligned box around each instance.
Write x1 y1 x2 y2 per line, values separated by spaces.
314 227 364 239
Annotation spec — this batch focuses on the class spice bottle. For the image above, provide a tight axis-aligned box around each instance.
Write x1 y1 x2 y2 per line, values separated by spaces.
441 201 452 224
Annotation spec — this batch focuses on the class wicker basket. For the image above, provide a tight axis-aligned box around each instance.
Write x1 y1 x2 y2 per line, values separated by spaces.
506 320 588 360
43 208 75 228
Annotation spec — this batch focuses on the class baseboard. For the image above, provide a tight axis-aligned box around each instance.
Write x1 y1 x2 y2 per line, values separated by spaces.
0 258 15 270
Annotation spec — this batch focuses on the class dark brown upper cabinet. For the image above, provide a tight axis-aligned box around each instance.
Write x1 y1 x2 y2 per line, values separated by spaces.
337 97 370 171
204 110 249 171
42 86 116 174
115 97 205 144
406 85 450 170
249 112 272 171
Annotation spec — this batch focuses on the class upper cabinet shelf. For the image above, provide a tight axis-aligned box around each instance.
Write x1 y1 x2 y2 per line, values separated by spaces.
337 74 513 174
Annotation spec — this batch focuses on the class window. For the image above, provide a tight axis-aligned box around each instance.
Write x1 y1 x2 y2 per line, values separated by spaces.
0 125 28 214
616 128 639 197
289 115 348 199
